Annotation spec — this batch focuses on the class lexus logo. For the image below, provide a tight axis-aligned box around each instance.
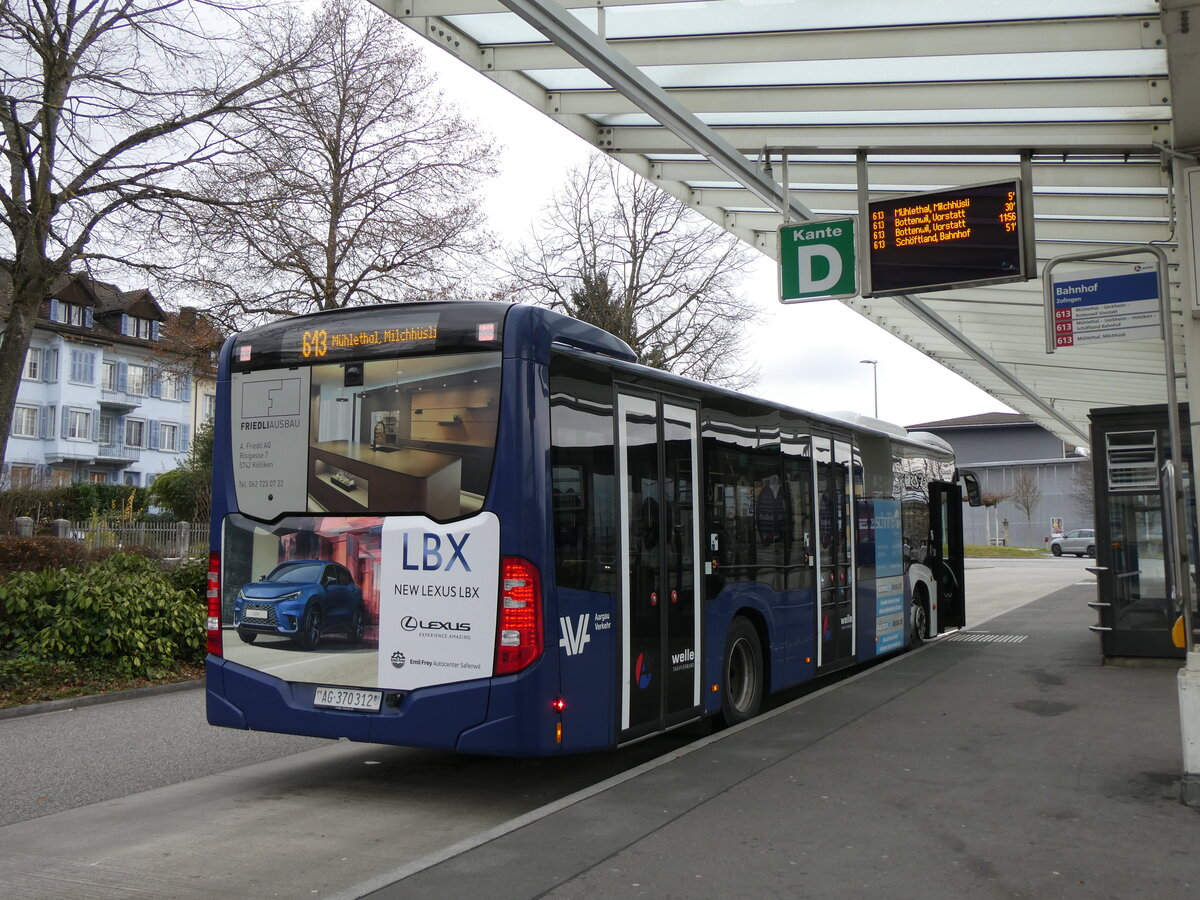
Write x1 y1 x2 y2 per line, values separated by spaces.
400 615 471 633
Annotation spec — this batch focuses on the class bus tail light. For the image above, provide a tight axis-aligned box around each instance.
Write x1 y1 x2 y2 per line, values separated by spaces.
207 551 223 657
495 557 542 675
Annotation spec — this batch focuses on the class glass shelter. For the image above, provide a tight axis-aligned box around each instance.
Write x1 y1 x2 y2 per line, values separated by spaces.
1089 404 1195 659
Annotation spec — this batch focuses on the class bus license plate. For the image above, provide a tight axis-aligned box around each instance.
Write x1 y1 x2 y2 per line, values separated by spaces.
243 608 268 620
313 686 382 712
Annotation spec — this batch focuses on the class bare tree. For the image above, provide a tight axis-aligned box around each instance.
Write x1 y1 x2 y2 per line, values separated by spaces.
175 0 496 326
506 155 760 388
1010 467 1042 544
1071 456 1095 520
0 0 309 468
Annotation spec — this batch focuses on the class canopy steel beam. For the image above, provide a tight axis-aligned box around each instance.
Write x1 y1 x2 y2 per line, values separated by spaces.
485 17 1162 70
599 123 1169 155
647 158 1169 190
496 0 814 220
550 79 1169 117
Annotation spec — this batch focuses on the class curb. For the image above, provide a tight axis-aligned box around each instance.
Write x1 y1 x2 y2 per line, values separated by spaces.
0 677 204 722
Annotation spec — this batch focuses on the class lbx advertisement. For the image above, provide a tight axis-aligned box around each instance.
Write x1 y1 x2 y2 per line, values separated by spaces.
377 512 500 690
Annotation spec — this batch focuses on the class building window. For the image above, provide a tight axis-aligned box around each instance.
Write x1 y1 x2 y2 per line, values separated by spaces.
101 360 117 391
9 465 36 489
69 349 95 384
128 364 147 396
160 374 179 401
125 419 145 448
23 348 40 380
88 471 107 484
12 406 38 438
161 422 179 452
124 471 140 487
51 468 72 487
59 302 87 326
131 317 154 340
67 409 92 440
203 393 216 422
98 415 114 446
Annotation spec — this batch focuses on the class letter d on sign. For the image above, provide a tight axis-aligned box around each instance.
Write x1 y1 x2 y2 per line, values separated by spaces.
796 245 842 293
778 218 855 302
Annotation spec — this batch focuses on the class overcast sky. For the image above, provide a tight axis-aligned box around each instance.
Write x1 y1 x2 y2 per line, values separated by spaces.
412 34 1011 429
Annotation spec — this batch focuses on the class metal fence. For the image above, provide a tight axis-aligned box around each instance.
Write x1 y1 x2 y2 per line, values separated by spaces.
8 518 210 558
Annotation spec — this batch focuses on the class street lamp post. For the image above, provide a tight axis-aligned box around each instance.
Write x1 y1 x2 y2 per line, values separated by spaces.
859 359 878 418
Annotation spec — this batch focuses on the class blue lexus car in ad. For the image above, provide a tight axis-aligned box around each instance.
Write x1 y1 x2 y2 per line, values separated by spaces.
234 560 366 650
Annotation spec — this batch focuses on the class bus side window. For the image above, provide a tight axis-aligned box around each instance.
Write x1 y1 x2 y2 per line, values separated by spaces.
549 358 616 594
782 449 813 591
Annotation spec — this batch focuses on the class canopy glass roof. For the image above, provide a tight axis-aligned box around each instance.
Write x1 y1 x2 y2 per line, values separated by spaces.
373 0 1183 445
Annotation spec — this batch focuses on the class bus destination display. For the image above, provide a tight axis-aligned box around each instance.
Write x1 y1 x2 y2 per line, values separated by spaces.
300 324 438 359
228 302 509 371
867 179 1031 296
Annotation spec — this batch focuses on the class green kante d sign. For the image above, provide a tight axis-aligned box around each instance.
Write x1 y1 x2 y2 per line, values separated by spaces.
778 218 857 302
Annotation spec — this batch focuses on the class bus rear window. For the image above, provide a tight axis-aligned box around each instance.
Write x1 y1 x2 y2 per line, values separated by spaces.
230 351 501 519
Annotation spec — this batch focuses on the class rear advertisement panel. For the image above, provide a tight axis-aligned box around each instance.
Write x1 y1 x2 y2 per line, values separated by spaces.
222 512 499 691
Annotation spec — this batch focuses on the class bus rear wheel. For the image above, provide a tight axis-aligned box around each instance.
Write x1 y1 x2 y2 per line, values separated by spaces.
718 616 763 727
910 599 928 647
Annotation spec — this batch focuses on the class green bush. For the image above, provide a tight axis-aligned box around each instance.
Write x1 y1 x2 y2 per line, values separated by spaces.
0 656 85 691
0 552 205 676
165 555 208 599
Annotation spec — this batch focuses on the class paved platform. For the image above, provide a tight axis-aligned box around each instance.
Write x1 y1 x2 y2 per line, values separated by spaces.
361 583 1200 900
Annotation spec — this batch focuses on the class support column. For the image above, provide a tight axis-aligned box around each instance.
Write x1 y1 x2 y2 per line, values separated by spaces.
1161 0 1200 806
1175 158 1200 804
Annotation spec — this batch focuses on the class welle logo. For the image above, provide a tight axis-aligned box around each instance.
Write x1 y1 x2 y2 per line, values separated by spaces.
559 614 591 656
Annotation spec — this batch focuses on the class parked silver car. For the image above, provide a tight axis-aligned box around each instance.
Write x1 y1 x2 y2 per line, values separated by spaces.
1051 528 1095 558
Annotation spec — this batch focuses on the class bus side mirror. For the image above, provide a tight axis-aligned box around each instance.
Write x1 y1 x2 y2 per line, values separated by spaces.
959 469 983 507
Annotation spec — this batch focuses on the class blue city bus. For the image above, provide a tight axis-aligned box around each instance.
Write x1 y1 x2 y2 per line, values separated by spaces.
205 301 976 756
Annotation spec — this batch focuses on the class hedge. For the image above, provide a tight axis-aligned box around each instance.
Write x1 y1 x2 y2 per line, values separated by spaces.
0 552 205 680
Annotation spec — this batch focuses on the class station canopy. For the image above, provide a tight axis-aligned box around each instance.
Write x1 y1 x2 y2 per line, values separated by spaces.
374 0 1187 447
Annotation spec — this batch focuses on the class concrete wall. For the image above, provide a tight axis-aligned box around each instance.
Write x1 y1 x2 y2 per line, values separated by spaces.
962 458 1092 548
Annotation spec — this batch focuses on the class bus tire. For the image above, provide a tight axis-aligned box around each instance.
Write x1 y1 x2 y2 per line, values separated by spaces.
299 605 323 651
238 630 257 644
910 596 928 647
718 616 763 727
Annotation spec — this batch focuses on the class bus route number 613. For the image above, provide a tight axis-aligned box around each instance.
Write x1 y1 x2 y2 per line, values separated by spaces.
302 329 329 358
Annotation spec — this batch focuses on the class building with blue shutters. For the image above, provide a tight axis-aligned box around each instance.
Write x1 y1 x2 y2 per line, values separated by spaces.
3 274 219 490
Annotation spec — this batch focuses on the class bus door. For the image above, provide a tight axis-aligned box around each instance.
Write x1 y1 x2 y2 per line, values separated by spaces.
929 482 966 631
617 391 703 739
815 437 856 671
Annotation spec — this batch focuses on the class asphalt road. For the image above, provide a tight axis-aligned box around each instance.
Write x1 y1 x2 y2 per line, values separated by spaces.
962 555 1095 627
0 686 325 827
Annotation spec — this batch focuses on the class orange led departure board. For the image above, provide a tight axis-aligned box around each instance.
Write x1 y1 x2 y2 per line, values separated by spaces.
867 179 1032 296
